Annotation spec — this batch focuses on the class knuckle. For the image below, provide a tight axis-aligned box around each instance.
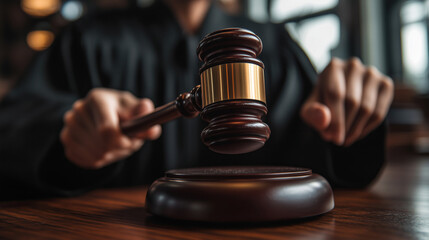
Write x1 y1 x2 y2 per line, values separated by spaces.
366 66 380 78
326 87 345 101
97 124 115 137
119 92 136 106
132 141 144 150
329 58 343 68
86 91 99 106
151 125 162 139
63 111 80 129
142 98 155 110
60 129 69 143
345 96 360 109
116 138 132 149
372 112 384 124
73 108 85 119
72 100 86 113
360 104 373 117
121 91 134 100
63 111 73 123
72 99 83 109
348 57 363 69
86 88 108 103
380 77 394 90
87 88 100 98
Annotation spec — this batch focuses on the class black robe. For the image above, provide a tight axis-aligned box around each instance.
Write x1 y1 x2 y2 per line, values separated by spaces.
0 2 386 199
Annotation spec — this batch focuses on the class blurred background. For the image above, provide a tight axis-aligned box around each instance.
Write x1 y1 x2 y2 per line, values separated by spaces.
0 0 428 152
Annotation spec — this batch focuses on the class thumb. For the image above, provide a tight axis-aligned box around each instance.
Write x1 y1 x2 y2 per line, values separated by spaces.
121 98 162 140
129 98 156 119
117 94 154 121
300 90 331 132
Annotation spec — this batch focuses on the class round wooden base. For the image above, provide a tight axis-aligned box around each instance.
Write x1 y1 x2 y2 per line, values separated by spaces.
146 166 334 222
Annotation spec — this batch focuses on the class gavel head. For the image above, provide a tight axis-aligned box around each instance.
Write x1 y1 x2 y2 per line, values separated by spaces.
196 28 271 154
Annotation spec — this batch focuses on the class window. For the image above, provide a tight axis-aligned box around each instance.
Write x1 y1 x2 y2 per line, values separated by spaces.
284 14 340 72
248 0 340 72
400 0 429 93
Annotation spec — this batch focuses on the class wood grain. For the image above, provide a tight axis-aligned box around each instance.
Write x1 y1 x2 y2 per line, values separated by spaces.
1 148 428 240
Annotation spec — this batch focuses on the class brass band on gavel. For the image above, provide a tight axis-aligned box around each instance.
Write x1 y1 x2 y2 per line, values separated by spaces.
200 62 266 108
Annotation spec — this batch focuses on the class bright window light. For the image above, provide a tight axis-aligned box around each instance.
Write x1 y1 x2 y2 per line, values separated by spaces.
401 1 427 24
400 1 429 92
401 23 428 92
286 14 340 72
271 0 338 23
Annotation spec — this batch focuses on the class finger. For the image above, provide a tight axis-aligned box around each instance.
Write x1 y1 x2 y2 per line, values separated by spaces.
300 88 331 132
61 128 101 169
130 138 145 150
344 67 380 146
120 98 162 139
64 105 106 156
320 58 346 145
101 132 136 153
87 92 120 130
95 139 144 167
62 125 142 169
117 92 143 119
64 149 96 169
360 77 394 138
70 100 96 134
132 124 162 140
85 91 135 150
344 58 364 133
96 150 129 168
65 120 105 159
130 98 156 119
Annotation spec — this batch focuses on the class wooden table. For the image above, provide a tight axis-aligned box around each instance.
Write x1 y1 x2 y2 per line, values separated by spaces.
1 149 428 240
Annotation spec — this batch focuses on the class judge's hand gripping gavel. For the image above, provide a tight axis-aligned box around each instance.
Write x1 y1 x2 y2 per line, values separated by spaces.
61 28 271 169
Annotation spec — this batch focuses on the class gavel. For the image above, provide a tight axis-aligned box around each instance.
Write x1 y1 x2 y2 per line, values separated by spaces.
142 28 335 223
120 28 270 154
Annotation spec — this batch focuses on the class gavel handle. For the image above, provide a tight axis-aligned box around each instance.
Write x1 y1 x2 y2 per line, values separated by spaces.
120 86 202 137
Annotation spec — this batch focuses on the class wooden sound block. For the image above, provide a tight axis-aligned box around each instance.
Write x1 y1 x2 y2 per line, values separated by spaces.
146 166 334 222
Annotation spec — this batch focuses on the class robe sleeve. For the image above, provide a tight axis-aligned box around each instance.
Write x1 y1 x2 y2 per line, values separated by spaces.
0 24 122 199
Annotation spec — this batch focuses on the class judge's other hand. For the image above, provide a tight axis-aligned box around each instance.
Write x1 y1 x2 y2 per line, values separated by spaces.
60 88 161 169
300 57 394 146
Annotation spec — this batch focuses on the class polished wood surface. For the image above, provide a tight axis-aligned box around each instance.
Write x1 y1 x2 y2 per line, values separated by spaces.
146 166 334 222
1 149 428 240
